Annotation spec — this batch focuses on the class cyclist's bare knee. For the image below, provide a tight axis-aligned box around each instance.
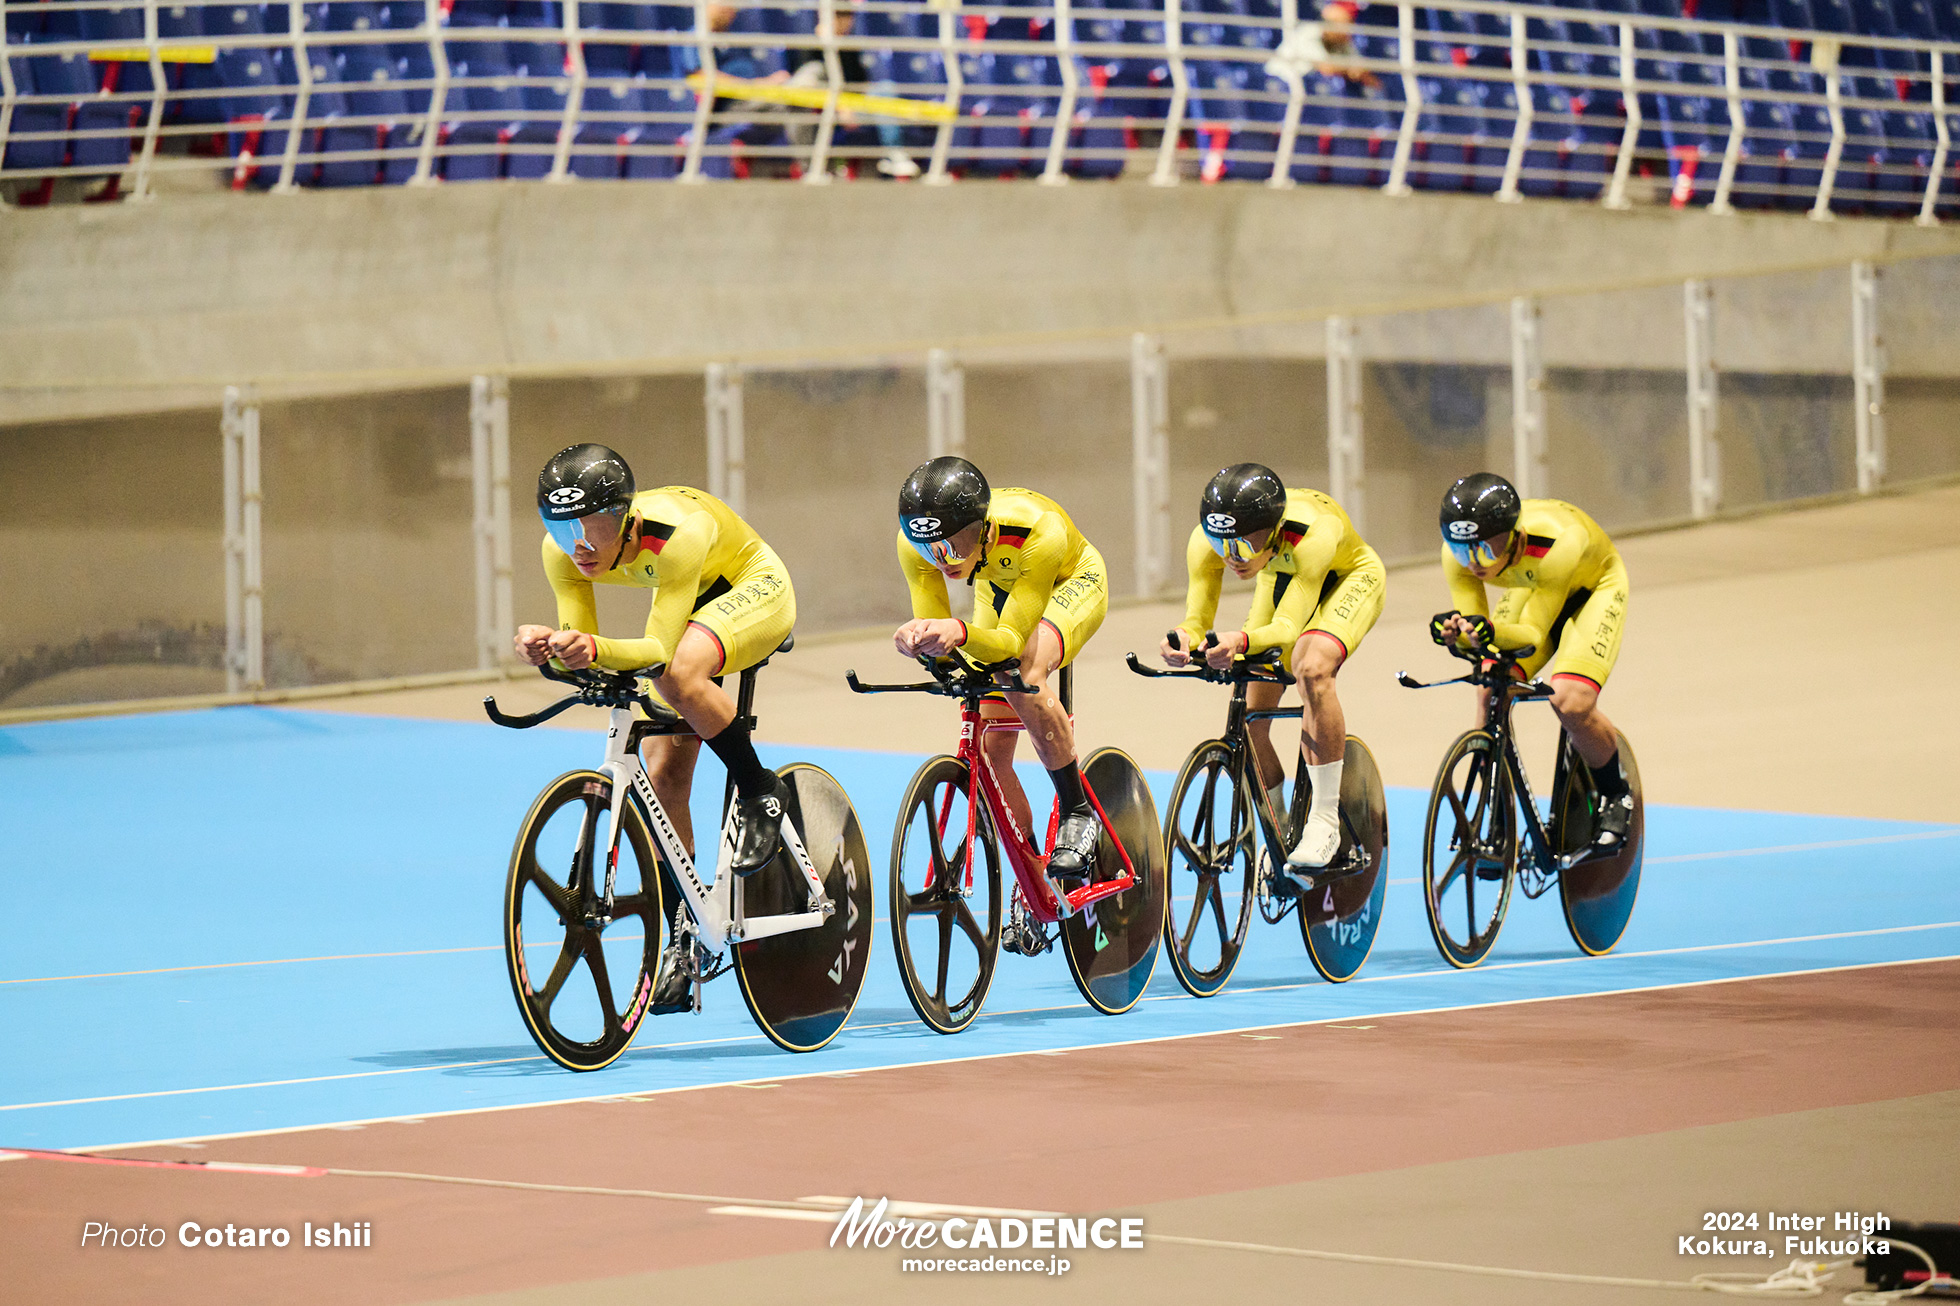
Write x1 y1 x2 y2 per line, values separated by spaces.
1549 676 1598 722
1292 633 1345 696
653 626 724 706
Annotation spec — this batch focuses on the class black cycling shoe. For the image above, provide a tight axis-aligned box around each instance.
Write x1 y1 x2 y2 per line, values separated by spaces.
1590 793 1635 854
729 774 789 877
1045 811 1102 880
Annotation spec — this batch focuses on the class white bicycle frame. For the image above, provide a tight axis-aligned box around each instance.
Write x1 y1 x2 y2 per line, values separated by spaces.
592 706 834 945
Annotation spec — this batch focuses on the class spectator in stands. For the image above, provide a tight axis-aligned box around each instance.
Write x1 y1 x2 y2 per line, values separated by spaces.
1266 1 1381 92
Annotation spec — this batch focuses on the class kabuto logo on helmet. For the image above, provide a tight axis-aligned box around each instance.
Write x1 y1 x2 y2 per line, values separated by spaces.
547 487 587 507
1446 520 1482 541
907 516 941 537
1204 512 1238 534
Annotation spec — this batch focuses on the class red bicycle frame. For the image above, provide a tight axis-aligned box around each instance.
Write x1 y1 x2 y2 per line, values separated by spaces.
936 699 1139 925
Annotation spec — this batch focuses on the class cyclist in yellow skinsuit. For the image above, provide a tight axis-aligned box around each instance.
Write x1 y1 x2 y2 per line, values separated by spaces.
891 457 1110 882
1435 472 1633 850
512 444 795 876
1157 464 1386 870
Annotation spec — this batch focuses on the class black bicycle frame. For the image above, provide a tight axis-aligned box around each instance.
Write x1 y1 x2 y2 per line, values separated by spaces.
1399 645 1586 892
1126 651 1369 894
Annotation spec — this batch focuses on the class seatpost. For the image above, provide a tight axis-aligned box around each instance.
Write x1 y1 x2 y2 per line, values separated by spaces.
732 665 760 732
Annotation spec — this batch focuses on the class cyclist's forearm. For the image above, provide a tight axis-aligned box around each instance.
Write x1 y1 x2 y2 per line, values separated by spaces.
592 634 671 672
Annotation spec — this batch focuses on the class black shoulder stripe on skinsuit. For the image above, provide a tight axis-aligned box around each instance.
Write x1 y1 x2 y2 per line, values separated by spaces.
995 524 1030 548
1280 519 1307 545
1523 532 1555 559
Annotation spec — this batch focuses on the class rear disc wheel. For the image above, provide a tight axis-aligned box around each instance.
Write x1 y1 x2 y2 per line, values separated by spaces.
732 763 875 1053
1061 747 1167 1015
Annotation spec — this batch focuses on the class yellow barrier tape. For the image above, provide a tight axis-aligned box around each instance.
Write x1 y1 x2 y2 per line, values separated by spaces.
684 72 952 123
88 45 218 63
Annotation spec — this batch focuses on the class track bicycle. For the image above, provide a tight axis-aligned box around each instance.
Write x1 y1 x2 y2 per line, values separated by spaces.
844 654 1167 1033
1398 625 1644 968
1126 636 1389 995
484 640 873 1070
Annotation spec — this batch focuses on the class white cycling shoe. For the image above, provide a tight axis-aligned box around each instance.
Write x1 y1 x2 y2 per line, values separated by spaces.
1284 810 1342 870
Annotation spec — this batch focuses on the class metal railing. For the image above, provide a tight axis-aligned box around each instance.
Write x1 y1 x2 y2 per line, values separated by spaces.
2 0 1956 215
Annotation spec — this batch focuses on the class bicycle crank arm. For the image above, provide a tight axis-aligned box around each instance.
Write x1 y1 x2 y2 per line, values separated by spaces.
1061 872 1135 915
732 908 833 942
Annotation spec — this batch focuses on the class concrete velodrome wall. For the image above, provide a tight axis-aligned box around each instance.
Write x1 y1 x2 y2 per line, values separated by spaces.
7 181 1960 425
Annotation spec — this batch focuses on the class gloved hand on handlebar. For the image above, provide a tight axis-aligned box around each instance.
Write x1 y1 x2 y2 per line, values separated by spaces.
1431 611 1496 655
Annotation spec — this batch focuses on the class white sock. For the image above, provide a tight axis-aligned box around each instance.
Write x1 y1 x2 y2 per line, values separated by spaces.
1287 760 1345 867
1307 760 1343 822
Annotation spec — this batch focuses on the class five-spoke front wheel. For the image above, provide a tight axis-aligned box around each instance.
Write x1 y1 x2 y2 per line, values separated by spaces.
503 770 666 1072
1161 739 1256 997
889 755 1002 1034
1421 731 1517 969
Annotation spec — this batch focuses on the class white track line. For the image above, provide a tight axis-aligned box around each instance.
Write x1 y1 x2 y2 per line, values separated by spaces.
44 950 1960 1155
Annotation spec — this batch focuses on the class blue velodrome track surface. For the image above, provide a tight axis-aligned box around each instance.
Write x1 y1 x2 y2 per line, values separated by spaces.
3 707 1956 1153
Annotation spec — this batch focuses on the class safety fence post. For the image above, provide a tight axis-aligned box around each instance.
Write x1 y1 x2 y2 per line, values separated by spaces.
1130 334 1171 598
926 349 966 458
706 363 747 514
1684 280 1721 518
471 375 514 669
1851 261 1886 493
1509 296 1547 499
222 386 265 693
1325 317 1366 532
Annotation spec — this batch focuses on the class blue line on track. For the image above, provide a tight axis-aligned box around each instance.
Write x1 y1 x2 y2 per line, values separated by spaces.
2 707 1955 1151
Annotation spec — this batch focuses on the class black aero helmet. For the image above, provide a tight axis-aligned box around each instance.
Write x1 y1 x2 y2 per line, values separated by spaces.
1200 463 1286 562
1439 472 1521 568
899 456 991 566
538 443 635 556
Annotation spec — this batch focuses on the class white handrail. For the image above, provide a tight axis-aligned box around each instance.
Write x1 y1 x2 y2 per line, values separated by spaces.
681 0 719 182
1495 8 1532 202
1602 22 1641 209
129 0 167 200
1040 0 1078 185
805 0 844 182
924 0 964 184
4 0 1959 204
1916 51 1947 227
410 0 450 185
1151 0 1188 187
273 0 314 193
1382 2 1421 196
1809 57 1845 221
1267 0 1306 188
0 0 16 185
1708 30 1742 214
548 0 587 182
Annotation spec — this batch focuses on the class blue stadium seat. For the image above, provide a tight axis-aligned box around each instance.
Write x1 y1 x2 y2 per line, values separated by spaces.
443 46 522 179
